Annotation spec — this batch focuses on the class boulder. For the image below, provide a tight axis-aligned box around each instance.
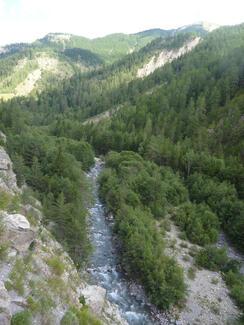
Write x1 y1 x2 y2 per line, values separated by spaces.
4 213 30 229
2 213 35 252
82 285 106 315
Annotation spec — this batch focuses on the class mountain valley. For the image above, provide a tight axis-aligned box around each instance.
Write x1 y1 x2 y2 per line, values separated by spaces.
0 21 243 325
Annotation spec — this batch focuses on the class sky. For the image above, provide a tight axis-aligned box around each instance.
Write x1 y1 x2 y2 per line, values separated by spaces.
0 0 243 46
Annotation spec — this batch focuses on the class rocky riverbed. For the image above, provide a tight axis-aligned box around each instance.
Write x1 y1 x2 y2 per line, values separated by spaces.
87 159 171 325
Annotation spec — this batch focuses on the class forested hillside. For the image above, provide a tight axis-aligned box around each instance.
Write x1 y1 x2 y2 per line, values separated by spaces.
0 23 209 101
90 24 244 249
0 44 102 100
0 29 165 99
38 23 209 63
0 22 243 322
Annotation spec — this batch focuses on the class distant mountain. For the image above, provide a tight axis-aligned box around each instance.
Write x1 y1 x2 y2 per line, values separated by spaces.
0 40 104 100
136 22 219 38
37 32 159 63
0 23 218 99
134 28 171 38
38 22 216 63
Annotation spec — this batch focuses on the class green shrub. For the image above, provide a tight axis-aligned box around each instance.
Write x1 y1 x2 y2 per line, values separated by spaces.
46 256 65 276
0 191 20 213
76 307 102 325
26 296 39 314
7 195 21 213
195 246 229 271
174 202 219 246
79 295 86 305
26 289 54 314
0 242 9 260
0 190 12 210
61 310 79 325
8 258 26 295
63 307 102 325
187 266 196 280
0 220 4 237
4 280 12 291
11 310 32 325
47 277 66 297
20 187 37 206
224 271 244 310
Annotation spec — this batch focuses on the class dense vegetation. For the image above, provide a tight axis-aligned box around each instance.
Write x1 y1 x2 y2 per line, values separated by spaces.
99 151 186 309
87 24 244 251
0 112 95 264
173 202 219 245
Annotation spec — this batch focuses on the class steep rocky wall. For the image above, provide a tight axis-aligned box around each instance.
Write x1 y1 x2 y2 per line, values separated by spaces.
0 140 126 324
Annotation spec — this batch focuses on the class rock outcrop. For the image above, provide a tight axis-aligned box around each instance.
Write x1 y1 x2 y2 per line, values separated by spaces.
2 212 35 252
0 147 19 194
137 37 201 78
0 281 11 325
0 136 125 324
82 285 106 315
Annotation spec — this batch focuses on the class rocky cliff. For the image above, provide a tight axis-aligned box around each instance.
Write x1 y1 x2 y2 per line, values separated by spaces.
137 37 201 78
0 139 126 324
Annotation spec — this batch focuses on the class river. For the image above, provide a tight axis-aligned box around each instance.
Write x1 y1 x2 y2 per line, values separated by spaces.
87 159 167 325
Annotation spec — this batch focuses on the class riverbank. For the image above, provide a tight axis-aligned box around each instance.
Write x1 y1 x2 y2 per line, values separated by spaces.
87 160 170 325
163 221 241 324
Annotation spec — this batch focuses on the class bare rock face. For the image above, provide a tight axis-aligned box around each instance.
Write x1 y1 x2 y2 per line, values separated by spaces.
2 212 35 252
0 146 18 194
0 281 11 325
0 148 11 171
137 37 201 78
82 285 106 315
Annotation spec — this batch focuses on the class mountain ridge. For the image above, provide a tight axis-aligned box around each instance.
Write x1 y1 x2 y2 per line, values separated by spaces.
0 23 213 100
